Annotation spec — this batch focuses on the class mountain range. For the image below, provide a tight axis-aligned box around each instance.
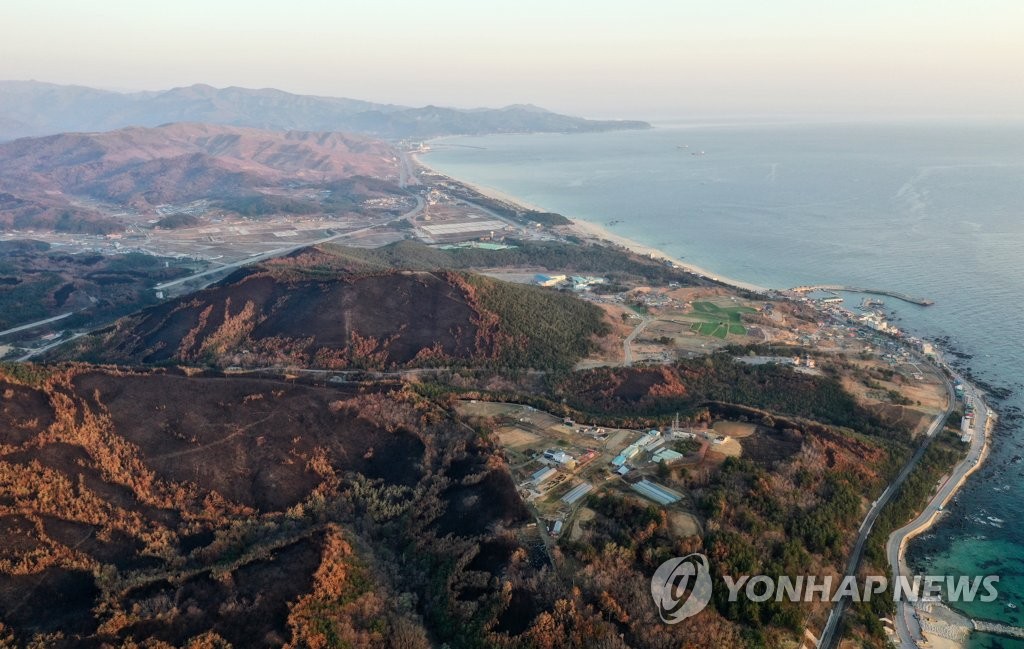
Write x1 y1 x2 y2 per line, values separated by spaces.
0 122 404 232
0 80 650 141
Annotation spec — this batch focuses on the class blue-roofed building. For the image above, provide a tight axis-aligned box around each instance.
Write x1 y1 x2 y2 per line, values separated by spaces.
531 467 558 485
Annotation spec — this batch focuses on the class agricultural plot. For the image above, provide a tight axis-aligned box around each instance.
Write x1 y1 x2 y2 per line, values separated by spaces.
686 301 755 339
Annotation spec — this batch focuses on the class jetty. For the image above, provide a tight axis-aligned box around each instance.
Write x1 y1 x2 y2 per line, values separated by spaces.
792 285 934 306
911 601 1024 645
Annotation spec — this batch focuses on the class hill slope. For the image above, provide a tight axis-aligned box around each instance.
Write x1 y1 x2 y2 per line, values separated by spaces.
0 81 650 141
55 266 611 371
0 366 542 647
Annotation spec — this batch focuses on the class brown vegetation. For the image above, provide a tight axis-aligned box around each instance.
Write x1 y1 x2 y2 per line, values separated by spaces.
0 365 553 648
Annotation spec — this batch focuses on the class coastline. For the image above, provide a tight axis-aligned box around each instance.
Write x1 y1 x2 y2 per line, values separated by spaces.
411 149 770 294
411 144 998 647
887 392 995 649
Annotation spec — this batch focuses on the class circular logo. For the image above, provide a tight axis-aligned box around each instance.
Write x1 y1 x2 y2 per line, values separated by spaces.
650 553 713 624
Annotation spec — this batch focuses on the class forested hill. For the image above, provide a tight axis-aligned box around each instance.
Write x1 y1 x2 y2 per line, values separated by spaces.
553 353 908 440
52 266 610 372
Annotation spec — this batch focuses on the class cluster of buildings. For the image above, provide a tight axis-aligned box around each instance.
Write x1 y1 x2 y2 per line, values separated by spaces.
858 311 900 334
610 429 665 472
959 384 977 443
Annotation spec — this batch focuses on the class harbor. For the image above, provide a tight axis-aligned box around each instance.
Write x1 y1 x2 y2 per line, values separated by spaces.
792 285 936 307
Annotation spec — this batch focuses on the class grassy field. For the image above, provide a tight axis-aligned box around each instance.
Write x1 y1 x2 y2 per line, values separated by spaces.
686 301 755 339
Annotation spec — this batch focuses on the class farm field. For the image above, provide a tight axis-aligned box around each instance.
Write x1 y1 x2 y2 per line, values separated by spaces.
686 301 756 339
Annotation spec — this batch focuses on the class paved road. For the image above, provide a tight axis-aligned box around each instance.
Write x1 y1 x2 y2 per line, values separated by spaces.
886 382 990 649
154 196 424 292
0 311 75 339
398 151 416 188
818 368 956 649
623 316 652 366
17 332 86 361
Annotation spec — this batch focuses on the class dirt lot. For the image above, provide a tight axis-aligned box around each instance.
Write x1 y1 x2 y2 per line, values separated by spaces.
668 511 702 538
713 421 756 438
494 426 543 449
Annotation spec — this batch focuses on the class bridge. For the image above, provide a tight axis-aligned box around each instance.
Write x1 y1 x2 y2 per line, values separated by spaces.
792 285 935 306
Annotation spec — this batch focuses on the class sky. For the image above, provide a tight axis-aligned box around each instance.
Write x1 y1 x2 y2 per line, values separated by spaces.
2 0 1023 119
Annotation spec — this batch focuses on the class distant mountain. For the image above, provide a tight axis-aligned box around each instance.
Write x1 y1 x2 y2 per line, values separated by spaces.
0 122 404 233
0 80 650 140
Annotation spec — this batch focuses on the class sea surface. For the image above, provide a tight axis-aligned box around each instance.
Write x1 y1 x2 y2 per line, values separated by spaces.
424 120 1024 647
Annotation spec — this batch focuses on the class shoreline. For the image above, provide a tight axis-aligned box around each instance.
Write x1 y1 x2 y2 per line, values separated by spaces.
412 149 770 294
411 144 999 646
888 392 995 649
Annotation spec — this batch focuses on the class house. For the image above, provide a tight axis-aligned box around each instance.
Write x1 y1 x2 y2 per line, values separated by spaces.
543 449 574 465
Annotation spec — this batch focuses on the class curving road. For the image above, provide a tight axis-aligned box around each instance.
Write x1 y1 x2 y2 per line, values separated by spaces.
886 381 990 649
818 366 956 648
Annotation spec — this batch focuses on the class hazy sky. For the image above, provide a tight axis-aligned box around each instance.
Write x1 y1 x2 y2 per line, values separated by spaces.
3 0 1022 118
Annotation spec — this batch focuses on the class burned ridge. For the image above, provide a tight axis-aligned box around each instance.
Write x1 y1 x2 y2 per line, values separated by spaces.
56 266 610 372
0 366 541 648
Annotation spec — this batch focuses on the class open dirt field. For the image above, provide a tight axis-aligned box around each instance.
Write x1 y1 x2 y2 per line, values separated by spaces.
713 421 757 438
668 511 702 538
495 426 543 449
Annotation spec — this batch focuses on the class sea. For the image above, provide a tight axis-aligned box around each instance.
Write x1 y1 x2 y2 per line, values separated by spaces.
423 119 1024 648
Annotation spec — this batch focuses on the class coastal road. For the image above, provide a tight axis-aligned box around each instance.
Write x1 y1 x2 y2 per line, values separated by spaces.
818 369 957 649
153 196 424 292
886 382 990 649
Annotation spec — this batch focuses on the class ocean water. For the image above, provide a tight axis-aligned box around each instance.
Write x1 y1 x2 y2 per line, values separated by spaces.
423 121 1024 647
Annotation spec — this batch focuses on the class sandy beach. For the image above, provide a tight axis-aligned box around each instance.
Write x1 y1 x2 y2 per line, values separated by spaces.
412 149 771 294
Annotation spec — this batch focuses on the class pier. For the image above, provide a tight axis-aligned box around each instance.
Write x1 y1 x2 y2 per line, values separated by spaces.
792 285 935 306
975 620 1024 639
